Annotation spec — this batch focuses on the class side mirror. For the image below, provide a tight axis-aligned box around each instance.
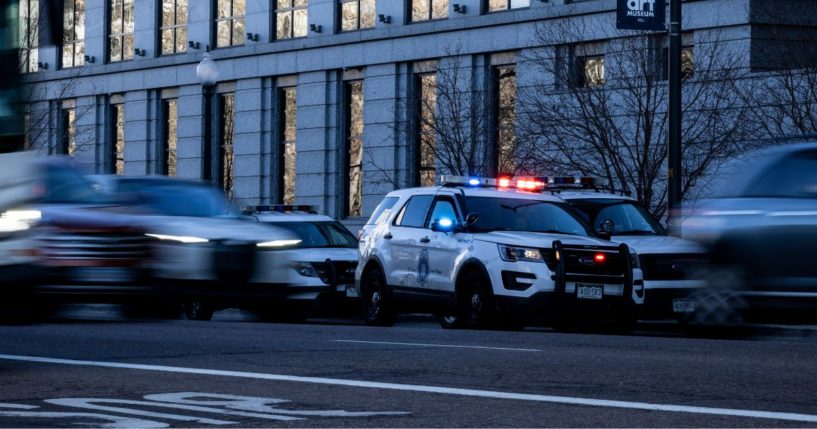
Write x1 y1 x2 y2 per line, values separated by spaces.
597 219 615 240
431 217 456 233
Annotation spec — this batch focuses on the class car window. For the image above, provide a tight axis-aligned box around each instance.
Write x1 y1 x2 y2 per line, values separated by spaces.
124 184 238 218
745 151 817 198
426 199 458 228
323 222 359 247
270 221 358 248
569 199 664 235
394 195 434 228
42 165 103 204
366 197 399 225
463 197 591 236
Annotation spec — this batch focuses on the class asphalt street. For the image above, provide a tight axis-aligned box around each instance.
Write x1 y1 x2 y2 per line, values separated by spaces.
1 306 817 428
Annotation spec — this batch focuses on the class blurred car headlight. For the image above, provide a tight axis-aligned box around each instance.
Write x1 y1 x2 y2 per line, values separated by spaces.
257 239 301 248
291 262 319 278
499 244 544 263
145 233 209 244
0 209 42 233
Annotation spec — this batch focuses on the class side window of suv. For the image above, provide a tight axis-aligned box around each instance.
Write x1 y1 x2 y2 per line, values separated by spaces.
426 198 459 228
394 195 434 228
746 150 817 198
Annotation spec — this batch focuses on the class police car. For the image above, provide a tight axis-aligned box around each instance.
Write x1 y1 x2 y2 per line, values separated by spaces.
355 175 644 330
558 190 707 320
245 205 360 317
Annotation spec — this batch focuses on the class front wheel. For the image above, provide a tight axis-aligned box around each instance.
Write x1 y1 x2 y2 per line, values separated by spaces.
184 299 214 321
440 270 497 329
362 268 397 327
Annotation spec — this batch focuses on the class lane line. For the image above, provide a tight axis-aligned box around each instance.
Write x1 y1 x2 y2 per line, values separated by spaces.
1 353 816 423
333 339 542 352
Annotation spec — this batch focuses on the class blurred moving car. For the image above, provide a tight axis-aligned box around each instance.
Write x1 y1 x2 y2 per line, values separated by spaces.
680 143 817 325
560 190 707 321
245 205 359 315
92 176 301 321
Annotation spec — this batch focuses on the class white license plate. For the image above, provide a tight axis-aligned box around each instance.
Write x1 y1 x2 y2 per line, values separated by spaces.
345 286 360 298
673 300 696 313
72 267 135 283
576 284 604 300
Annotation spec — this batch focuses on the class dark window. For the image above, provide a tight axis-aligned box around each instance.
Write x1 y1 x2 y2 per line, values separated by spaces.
62 0 86 68
415 73 436 187
569 199 665 235
275 0 307 40
394 195 434 228
215 0 244 47
218 93 235 199
43 165 100 204
279 87 297 204
366 196 399 225
109 0 134 62
745 151 817 198
160 0 187 55
271 221 358 248
426 198 458 228
345 80 364 217
576 55 605 88
19 0 39 73
340 0 375 31
493 65 516 175
411 0 448 22
110 102 125 174
488 0 529 12
463 197 591 236
161 99 178 176
59 107 76 156
119 182 237 217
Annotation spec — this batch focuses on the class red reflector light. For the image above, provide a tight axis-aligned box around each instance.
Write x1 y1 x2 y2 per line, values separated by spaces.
595 253 606 263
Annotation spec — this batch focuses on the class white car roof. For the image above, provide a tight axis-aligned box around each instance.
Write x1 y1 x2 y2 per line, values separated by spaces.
253 213 337 223
385 186 565 202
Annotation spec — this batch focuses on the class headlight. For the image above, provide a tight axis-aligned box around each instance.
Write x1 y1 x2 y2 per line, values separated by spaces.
291 262 319 278
498 244 544 263
257 239 301 248
145 233 209 244
631 254 641 269
0 209 42 233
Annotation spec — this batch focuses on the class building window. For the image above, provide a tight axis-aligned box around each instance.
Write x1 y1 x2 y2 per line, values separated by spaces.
415 73 436 187
162 99 178 176
345 80 364 217
576 55 605 88
494 65 516 175
23 113 31 150
219 93 235 198
160 0 187 55
19 0 38 73
340 0 375 32
411 0 448 22
109 0 134 62
279 87 297 204
215 0 245 47
275 0 307 40
661 47 694 81
488 0 529 12
62 0 85 68
110 101 125 174
60 106 76 156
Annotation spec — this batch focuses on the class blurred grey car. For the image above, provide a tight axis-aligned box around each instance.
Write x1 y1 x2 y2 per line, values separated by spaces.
680 142 817 324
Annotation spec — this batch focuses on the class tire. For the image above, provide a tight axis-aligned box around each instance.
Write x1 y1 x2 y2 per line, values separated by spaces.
362 268 397 327
440 269 497 329
184 299 214 321
684 265 747 330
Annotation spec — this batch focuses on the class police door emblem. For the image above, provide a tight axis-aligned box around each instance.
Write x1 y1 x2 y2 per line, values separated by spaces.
418 249 430 286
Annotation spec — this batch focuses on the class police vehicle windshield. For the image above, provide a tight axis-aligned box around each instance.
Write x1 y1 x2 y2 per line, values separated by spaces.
464 197 591 236
270 221 358 248
569 199 665 236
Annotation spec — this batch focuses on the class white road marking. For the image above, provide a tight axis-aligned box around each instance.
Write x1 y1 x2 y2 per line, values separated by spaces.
2 353 817 423
333 339 542 352
0 410 169 428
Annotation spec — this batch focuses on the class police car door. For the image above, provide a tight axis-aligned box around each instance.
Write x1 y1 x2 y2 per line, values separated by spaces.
387 194 435 291
423 193 463 294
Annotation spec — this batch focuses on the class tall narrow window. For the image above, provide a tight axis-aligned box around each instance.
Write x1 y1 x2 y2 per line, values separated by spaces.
19 0 39 73
494 65 516 175
219 93 235 198
62 0 85 68
279 87 297 204
23 113 31 150
109 101 125 174
345 81 364 217
275 0 307 40
416 73 436 187
60 106 76 156
109 0 134 62
488 0 529 12
160 0 187 55
340 0 375 32
411 0 448 22
577 55 605 88
162 99 178 176
216 0 244 47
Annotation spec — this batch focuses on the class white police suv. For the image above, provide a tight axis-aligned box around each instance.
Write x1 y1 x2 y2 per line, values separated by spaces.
355 176 644 330
246 205 359 317
558 188 707 320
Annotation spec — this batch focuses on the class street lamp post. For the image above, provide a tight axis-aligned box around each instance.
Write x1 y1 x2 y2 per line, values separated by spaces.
196 53 219 183
668 0 683 222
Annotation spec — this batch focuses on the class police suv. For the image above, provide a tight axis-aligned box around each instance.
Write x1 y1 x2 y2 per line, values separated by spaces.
355 176 644 330
245 205 359 317
559 190 707 320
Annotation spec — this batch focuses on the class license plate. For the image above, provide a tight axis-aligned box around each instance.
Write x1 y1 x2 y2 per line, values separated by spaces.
576 284 603 300
673 299 696 313
345 286 360 298
72 267 135 283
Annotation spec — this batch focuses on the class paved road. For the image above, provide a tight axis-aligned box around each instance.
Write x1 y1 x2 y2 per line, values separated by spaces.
1 306 817 428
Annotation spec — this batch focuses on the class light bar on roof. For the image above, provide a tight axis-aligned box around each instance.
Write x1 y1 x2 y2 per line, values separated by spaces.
437 175 600 191
439 175 498 187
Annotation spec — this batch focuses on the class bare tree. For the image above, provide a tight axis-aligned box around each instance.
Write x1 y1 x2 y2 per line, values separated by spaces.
517 21 756 218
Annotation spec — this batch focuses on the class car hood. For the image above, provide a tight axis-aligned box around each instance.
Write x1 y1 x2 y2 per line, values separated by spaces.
610 235 705 255
282 247 359 262
137 216 298 242
475 231 621 249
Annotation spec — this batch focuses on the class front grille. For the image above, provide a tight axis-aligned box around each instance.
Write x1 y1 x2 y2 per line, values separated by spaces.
313 260 358 286
546 245 628 285
39 228 151 267
639 254 708 281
